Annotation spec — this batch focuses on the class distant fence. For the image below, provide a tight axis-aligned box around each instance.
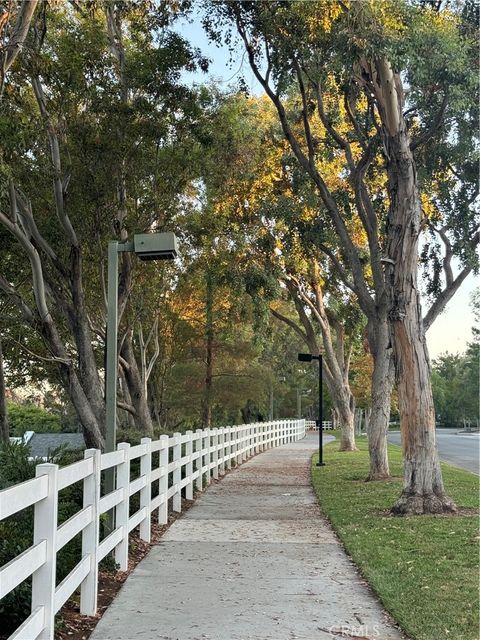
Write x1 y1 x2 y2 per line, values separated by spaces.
305 420 333 430
0 419 306 640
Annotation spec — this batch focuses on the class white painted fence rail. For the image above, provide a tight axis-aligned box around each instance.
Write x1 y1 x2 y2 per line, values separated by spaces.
305 420 333 430
0 419 306 640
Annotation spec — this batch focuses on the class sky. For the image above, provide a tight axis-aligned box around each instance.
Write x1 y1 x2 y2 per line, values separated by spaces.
175 16 477 360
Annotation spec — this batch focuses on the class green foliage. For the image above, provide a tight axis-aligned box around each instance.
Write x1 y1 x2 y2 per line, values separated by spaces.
432 343 479 427
0 439 118 633
7 402 62 437
312 438 479 640
0 441 85 633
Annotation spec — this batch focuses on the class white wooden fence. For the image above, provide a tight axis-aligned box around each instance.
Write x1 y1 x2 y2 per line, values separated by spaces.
305 420 333 430
0 419 306 640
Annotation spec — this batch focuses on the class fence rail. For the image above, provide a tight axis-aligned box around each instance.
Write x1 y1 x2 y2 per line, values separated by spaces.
0 419 306 640
305 420 333 430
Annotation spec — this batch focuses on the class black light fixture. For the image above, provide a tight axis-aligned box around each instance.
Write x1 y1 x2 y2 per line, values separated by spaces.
298 352 325 467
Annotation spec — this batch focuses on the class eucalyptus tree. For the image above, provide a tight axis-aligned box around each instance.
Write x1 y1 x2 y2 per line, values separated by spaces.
198 91 361 450
205 0 479 512
0 2 209 447
0 0 38 96
272 261 362 452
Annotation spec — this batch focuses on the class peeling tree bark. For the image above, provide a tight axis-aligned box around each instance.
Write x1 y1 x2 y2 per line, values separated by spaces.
0 337 8 442
120 329 154 437
230 6 470 505
366 314 393 480
371 59 456 514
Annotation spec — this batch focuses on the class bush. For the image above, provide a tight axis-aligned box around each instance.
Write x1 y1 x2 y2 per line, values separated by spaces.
0 441 83 634
7 402 62 437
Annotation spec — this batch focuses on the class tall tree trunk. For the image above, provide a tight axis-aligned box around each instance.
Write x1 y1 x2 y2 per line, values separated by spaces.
70 248 106 430
119 367 136 429
202 270 214 428
366 314 393 480
0 337 8 442
374 60 456 514
335 386 356 451
120 330 154 437
40 319 105 449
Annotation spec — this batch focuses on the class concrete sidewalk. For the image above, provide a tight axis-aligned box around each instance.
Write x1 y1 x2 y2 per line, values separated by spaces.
91 434 405 640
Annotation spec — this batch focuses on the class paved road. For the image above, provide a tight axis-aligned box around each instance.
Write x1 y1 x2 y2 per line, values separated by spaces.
91 434 404 640
388 429 479 474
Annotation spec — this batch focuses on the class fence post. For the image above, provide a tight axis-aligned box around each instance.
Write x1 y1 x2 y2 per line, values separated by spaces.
140 438 152 543
207 428 213 485
195 429 204 491
80 449 100 616
173 432 182 512
185 431 194 500
212 428 219 480
32 463 58 640
236 427 242 465
219 427 225 475
115 442 130 571
243 427 248 462
225 427 231 470
158 435 169 525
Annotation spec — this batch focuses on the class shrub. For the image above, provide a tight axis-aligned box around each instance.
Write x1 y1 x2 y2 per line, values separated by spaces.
7 402 62 437
0 441 83 633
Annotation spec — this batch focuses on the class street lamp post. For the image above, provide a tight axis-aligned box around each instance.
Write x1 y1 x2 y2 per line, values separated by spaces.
298 352 325 467
105 232 178 506
296 388 301 419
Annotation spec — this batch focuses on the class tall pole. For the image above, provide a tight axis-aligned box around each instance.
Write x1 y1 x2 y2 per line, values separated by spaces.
296 388 301 419
316 354 325 466
269 384 274 421
106 241 119 455
105 242 119 520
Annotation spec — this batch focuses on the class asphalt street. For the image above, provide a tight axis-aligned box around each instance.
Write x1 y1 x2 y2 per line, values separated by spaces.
388 428 479 474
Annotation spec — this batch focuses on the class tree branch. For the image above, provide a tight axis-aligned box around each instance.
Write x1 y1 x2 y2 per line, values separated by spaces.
31 75 79 248
270 307 308 344
0 274 33 322
233 7 374 318
423 229 479 331
410 92 448 151
0 0 38 93
0 204 51 322
117 401 137 416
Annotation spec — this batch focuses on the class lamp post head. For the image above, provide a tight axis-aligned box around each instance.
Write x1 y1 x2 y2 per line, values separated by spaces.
298 353 313 362
133 232 178 261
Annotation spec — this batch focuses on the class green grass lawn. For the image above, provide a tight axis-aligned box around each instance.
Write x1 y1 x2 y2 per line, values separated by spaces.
311 435 479 640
